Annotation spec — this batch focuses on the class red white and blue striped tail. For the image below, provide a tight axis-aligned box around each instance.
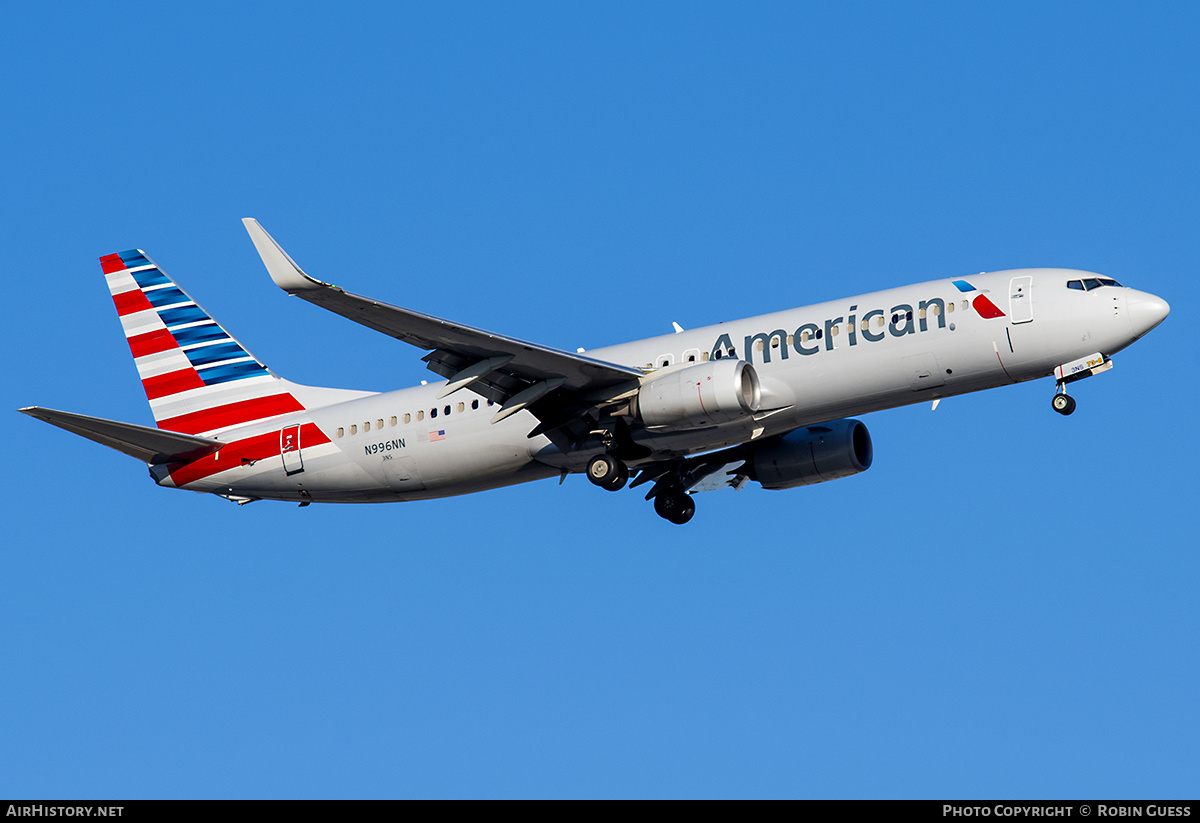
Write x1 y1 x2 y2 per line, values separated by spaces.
101 249 308 437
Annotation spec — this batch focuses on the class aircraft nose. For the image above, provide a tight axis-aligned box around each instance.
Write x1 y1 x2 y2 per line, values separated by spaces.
1127 290 1170 337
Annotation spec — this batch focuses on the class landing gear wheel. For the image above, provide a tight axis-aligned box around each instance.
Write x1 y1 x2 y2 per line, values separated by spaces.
653 491 696 524
586 454 628 491
1051 393 1076 416
673 497 696 525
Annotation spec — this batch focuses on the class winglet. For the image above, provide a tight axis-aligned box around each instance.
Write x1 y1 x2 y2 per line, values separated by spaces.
242 218 329 293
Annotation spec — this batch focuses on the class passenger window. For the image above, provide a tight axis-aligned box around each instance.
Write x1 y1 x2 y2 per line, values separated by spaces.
487 400 494 406
961 300 969 311
906 311 913 321
444 406 451 416
714 350 722 359
800 330 810 342
931 304 941 316
350 424 357 435
471 400 479 410
337 427 344 438
919 308 927 319
683 348 699 363
755 340 764 351
403 413 411 424
876 315 885 326
771 336 780 348
417 411 424 421
830 325 839 336
377 419 384 429
947 302 955 313
430 408 437 418
363 421 370 432
456 402 464 413
701 351 710 361
389 416 397 427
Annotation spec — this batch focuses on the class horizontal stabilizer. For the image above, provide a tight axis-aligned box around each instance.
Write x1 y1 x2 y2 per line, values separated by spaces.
18 407 223 465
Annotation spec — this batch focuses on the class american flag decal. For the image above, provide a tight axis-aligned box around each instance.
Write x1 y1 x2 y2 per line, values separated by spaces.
429 430 446 442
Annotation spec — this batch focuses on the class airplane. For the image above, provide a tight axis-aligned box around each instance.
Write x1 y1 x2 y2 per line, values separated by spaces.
19 219 1170 524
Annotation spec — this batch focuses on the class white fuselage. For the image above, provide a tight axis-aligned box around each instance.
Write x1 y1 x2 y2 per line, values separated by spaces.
162 269 1165 503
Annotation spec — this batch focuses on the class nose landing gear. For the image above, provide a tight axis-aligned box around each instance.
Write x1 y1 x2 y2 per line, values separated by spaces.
1051 390 1076 416
1050 352 1112 416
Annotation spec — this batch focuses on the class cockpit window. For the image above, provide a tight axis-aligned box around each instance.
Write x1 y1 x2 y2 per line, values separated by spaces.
1067 277 1124 291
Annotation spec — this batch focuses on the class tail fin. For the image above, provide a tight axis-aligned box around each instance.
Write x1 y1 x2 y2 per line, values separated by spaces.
101 250 307 436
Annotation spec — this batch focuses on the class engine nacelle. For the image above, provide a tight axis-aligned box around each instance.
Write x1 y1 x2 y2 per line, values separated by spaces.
632 359 761 429
747 418 873 490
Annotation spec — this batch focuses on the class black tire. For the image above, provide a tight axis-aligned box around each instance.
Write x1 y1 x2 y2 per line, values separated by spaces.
587 454 627 491
610 460 629 491
670 496 696 525
654 491 694 523
1052 394 1076 415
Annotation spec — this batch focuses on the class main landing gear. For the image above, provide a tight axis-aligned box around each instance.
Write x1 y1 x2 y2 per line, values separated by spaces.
586 453 629 492
585 453 696 523
652 489 696 525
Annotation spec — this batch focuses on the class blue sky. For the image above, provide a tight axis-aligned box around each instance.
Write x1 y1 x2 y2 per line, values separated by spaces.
2 2 1197 798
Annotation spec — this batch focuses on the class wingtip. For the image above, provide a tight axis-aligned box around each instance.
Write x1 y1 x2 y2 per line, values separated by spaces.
242 218 326 293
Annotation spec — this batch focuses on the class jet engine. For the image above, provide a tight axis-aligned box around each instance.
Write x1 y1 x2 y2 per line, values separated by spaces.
632 359 761 429
747 418 873 489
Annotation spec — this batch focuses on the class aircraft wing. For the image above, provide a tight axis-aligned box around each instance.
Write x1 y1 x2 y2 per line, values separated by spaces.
243 219 643 427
